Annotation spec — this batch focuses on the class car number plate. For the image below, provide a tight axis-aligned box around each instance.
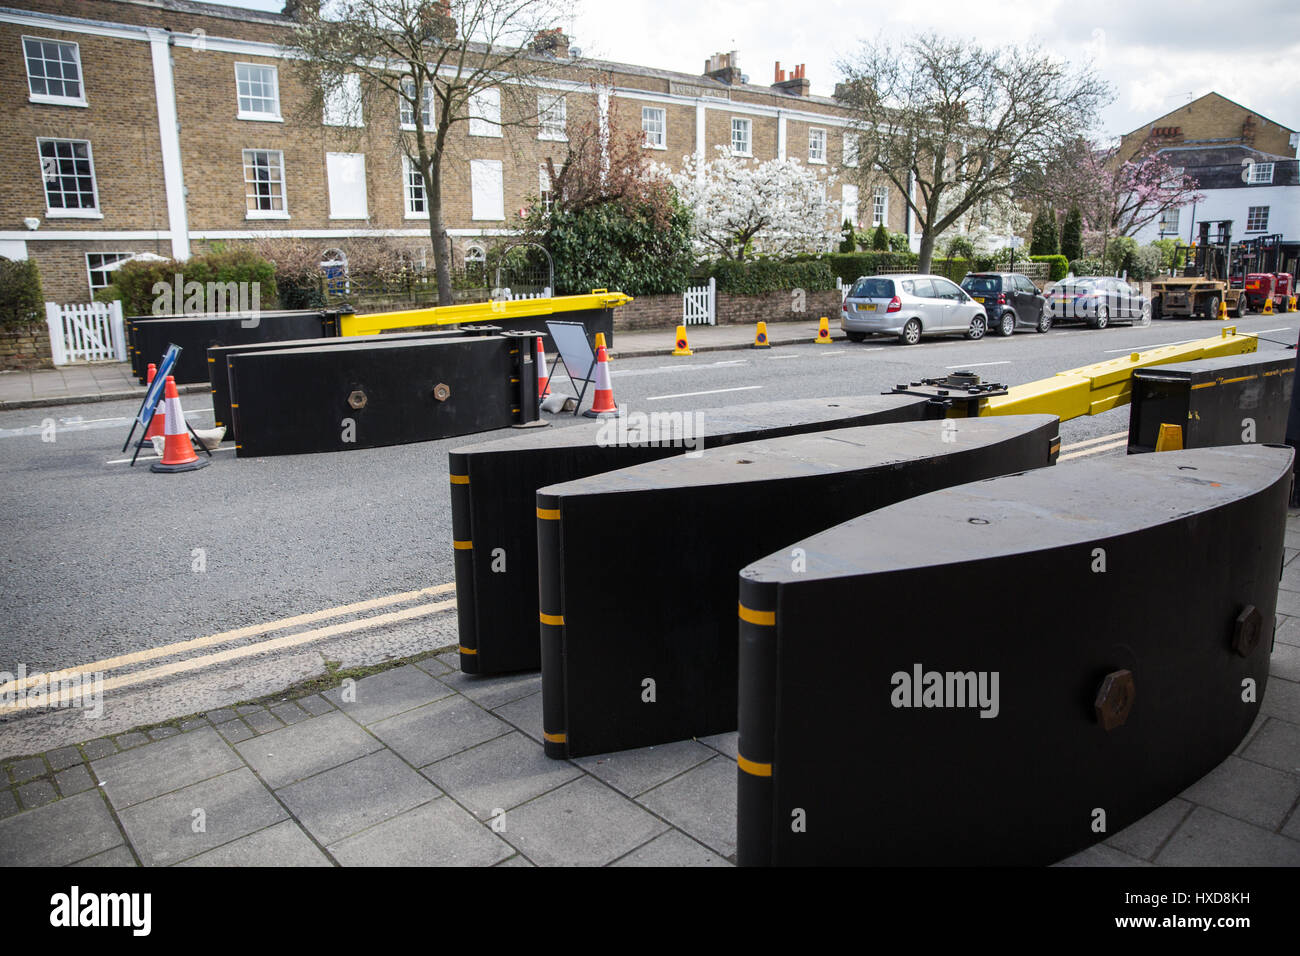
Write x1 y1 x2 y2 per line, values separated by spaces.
972 297 984 303
861 303 877 312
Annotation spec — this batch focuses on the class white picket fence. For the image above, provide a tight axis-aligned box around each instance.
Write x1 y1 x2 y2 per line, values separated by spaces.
45 301 127 366
492 287 553 301
683 276 716 325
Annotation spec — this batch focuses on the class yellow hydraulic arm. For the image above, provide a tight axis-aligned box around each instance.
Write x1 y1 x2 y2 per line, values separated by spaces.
961 327 1260 421
340 289 634 337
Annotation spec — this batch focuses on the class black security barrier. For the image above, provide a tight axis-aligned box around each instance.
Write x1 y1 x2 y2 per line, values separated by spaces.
448 394 937 676
535 415 1062 759
1129 351 1295 453
206 328 497 440
736 444 1292 866
227 332 540 457
128 310 343 384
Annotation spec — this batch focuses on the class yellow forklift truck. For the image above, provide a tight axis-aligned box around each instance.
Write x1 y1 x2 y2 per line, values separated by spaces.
1150 220 1246 319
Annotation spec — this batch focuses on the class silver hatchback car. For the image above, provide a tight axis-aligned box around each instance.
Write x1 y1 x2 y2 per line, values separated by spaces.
841 274 989 345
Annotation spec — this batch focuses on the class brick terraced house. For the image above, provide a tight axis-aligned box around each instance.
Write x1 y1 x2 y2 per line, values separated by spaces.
0 0 910 302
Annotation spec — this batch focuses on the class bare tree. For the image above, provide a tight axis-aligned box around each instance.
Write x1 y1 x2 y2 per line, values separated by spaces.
836 33 1111 272
289 0 571 305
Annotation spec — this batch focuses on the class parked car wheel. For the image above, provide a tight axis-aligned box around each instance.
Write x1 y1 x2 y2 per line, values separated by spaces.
845 331 867 342
900 318 922 346
997 312 1015 337
1139 302 1152 327
1091 306 1109 330
966 315 987 340
1203 294 1221 320
1036 307 1051 333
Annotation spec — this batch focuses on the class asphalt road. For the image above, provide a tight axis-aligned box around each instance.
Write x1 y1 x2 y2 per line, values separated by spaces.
0 312 1294 752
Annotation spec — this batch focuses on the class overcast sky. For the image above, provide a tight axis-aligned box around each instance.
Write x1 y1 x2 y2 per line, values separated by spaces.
215 0 1300 142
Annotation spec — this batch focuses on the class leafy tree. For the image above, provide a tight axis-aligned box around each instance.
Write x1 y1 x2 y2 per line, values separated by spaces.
1060 206 1084 262
288 0 568 306
871 223 890 250
836 32 1109 272
1030 208 1058 256
839 219 857 253
666 147 839 261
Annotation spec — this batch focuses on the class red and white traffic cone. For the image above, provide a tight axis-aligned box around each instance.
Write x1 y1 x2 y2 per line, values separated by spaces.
151 376 208 473
582 345 618 419
141 364 166 447
536 336 551 398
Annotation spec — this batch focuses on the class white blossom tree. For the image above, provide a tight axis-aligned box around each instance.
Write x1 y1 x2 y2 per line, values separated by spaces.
662 147 839 260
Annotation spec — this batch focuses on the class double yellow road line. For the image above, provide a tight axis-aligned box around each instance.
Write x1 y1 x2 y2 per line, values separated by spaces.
0 583 456 715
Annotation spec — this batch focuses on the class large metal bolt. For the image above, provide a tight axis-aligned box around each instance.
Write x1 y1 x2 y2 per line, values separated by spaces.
433 383 451 402
1232 605 1263 658
1094 669 1135 731
347 389 367 410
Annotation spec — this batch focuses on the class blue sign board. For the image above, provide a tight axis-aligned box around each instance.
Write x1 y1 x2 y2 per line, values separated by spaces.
136 344 181 427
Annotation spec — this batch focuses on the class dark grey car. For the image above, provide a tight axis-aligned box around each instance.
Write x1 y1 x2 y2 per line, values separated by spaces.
960 273 1051 336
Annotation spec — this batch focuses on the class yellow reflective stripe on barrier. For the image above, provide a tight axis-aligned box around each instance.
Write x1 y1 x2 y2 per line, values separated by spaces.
537 507 561 520
339 291 634 337
449 474 469 484
738 603 775 626
738 754 772 777
453 540 472 550
458 646 477 655
540 611 564 626
543 731 567 743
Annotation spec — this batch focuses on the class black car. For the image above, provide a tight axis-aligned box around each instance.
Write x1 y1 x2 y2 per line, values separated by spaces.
1045 276 1152 328
959 273 1051 336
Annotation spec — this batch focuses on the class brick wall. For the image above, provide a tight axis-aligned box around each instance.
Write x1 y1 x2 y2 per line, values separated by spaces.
615 288 841 331
0 321 54 370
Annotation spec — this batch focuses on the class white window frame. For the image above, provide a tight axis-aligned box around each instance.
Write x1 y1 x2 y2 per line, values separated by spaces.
464 244 486 268
538 94 567 141
235 62 282 122
731 117 752 157
1246 205 1270 232
402 155 429 219
843 133 859 168
872 186 888 227
23 36 87 107
400 79 434 130
85 251 131 294
1247 162 1275 185
323 73 363 128
468 88 502 138
38 138 101 218
1158 208 1180 236
808 127 827 165
242 148 288 219
471 159 505 221
325 152 368 221
642 106 666 150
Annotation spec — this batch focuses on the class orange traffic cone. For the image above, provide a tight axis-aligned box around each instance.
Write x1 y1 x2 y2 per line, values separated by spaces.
594 332 609 355
582 346 618 419
142 364 166 444
672 325 693 356
536 336 551 398
151 376 208 473
752 321 771 349
815 316 832 344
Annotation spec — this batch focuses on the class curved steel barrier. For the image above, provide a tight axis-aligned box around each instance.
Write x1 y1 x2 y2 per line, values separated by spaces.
536 414 1061 758
736 444 1292 866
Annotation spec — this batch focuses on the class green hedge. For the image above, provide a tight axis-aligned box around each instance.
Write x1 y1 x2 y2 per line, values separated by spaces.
547 199 694 297
823 251 919 285
702 259 835 296
0 259 43 327
103 248 277 316
1030 254 1069 282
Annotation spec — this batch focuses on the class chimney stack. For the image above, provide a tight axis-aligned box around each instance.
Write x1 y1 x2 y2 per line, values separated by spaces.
704 51 743 85
531 27 570 58
772 61 809 96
